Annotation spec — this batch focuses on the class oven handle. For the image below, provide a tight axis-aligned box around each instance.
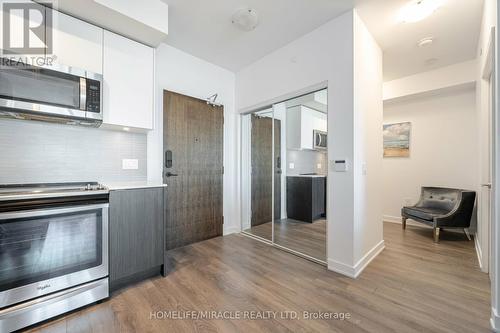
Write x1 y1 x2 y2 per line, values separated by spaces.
0 203 109 220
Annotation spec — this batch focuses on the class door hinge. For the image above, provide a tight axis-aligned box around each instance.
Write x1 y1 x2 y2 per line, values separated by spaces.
222 216 224 224
222 166 224 174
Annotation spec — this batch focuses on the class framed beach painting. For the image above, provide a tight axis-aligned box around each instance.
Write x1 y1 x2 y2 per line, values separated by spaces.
383 122 411 157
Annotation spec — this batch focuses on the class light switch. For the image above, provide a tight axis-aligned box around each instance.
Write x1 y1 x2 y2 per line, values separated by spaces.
122 159 139 170
289 162 295 169
317 163 322 169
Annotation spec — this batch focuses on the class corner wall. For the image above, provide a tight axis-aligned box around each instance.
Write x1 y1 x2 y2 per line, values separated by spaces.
383 87 478 224
353 12 384 268
236 10 384 277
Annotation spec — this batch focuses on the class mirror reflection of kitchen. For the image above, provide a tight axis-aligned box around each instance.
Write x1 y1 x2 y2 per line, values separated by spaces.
276 89 327 261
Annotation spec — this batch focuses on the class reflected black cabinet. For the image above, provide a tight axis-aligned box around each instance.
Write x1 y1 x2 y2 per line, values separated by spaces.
286 176 326 223
109 187 165 290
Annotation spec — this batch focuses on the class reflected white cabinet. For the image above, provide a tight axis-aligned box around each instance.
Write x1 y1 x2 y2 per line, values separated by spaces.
103 30 154 130
287 105 327 150
50 10 103 74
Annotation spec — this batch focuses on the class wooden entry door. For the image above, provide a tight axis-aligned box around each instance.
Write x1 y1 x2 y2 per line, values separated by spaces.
163 91 224 250
251 114 281 227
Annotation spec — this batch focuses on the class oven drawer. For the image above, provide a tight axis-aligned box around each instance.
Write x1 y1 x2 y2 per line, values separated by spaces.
0 204 108 308
0 278 108 333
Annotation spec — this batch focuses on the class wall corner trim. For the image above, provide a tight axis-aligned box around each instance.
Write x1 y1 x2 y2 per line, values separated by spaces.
327 240 385 279
491 307 500 332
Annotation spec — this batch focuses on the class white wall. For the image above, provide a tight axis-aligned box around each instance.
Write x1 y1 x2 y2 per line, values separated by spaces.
353 12 384 268
148 43 239 235
236 10 384 277
383 87 478 223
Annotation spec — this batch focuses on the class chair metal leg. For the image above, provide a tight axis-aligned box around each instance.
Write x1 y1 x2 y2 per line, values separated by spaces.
464 228 472 241
402 217 407 230
433 227 440 243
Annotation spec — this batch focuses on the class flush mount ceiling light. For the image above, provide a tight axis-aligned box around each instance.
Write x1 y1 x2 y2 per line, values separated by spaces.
399 0 443 23
231 8 259 32
417 37 434 47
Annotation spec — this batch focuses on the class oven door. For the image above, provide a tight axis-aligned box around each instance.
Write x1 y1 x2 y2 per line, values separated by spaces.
0 204 108 308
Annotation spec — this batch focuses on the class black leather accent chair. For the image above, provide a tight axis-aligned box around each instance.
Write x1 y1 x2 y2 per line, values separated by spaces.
401 187 476 243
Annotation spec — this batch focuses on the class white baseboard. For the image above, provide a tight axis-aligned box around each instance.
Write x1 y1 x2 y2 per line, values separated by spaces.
328 240 385 278
383 215 430 228
383 215 403 223
223 226 241 236
491 308 500 332
327 258 357 278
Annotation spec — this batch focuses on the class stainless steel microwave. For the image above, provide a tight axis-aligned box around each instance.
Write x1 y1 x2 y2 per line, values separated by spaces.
313 130 327 150
0 58 103 126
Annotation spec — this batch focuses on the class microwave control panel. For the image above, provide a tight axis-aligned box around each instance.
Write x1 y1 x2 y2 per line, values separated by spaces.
86 79 101 113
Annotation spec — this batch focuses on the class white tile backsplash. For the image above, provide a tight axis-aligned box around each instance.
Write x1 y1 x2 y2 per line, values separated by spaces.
0 118 147 184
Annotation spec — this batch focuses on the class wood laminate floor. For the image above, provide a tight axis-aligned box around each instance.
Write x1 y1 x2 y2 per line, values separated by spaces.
26 223 491 333
245 218 327 261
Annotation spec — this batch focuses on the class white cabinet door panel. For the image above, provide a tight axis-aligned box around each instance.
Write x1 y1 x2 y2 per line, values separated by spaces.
50 10 103 74
103 30 154 130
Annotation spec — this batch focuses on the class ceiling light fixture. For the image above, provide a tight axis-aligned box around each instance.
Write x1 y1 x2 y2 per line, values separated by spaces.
417 37 434 47
231 8 259 32
399 0 443 23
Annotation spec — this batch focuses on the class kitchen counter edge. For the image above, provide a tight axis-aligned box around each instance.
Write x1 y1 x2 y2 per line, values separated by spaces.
105 182 168 191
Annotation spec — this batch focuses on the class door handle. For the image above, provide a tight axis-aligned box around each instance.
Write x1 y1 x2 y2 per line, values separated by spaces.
165 172 178 178
482 183 492 189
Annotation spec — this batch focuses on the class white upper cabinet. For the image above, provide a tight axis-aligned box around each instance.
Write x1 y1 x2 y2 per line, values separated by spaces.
50 10 103 74
103 30 154 130
287 106 327 150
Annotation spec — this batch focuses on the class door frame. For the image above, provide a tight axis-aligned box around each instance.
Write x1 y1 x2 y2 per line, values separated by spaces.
480 28 496 276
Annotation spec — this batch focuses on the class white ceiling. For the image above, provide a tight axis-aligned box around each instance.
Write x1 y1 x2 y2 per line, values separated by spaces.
161 0 356 72
356 0 484 81
51 0 484 81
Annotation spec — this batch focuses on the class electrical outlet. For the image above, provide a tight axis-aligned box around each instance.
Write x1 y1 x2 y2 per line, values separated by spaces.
317 163 322 169
289 162 295 169
122 159 138 170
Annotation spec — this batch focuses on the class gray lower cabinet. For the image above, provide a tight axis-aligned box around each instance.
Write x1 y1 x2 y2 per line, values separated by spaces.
109 187 165 290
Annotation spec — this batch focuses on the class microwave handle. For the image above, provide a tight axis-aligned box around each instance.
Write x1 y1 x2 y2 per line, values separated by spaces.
79 78 87 111
314 132 319 147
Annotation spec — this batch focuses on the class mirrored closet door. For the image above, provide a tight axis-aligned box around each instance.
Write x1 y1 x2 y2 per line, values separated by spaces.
241 109 276 242
241 89 328 264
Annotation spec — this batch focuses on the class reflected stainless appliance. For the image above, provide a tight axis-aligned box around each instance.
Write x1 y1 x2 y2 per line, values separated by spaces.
313 130 327 150
0 58 103 126
0 182 109 332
